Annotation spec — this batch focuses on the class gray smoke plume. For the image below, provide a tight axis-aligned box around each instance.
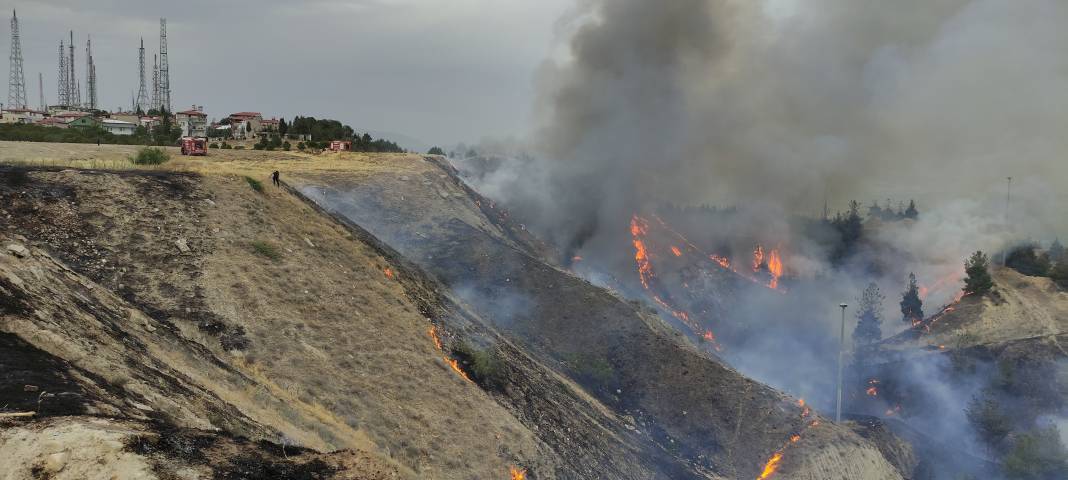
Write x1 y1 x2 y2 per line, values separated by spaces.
473 0 1067 254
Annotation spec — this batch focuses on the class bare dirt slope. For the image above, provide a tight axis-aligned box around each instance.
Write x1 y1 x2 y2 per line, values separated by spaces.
0 166 549 479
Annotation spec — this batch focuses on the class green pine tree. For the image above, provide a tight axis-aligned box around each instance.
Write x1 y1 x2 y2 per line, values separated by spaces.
853 282 884 346
900 273 924 325
964 251 994 296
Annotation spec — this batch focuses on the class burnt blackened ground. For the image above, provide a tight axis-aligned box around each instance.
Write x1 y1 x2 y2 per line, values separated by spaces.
298 173 819 479
125 423 338 480
0 167 248 351
0 333 89 416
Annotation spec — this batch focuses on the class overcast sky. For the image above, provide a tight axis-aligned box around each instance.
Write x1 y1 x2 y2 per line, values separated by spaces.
4 0 573 147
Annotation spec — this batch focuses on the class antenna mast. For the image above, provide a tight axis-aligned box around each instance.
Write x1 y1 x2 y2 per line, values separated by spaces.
136 38 149 112
57 40 68 107
151 54 159 111
68 31 80 108
85 36 97 110
8 10 28 109
158 18 171 112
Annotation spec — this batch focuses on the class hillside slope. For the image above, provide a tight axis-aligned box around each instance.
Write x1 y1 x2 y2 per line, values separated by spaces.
1 143 912 479
0 167 547 478
292 153 907 479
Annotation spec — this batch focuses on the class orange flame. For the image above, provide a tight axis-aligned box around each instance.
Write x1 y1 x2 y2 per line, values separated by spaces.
428 326 444 350
630 215 721 350
752 245 765 272
427 326 472 382
383 268 394 279
510 466 526 480
710 254 732 269
447 357 473 382
757 398 820 479
767 249 783 289
670 246 683 257
757 452 783 479
630 216 653 289
866 387 878 396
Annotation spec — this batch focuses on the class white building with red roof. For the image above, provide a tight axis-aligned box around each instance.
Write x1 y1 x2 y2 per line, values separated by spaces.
176 106 208 137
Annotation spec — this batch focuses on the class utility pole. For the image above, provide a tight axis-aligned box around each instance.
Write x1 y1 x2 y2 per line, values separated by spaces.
836 303 848 423
38 73 45 111
8 10 28 109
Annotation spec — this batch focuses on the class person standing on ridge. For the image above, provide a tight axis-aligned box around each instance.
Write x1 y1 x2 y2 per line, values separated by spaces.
271 171 280 187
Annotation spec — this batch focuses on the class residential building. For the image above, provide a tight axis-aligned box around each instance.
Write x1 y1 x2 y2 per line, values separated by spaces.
207 123 232 140
329 140 353 152
101 119 137 136
36 117 69 128
139 116 161 131
67 116 99 129
227 112 262 138
110 113 141 125
0 107 47 124
259 118 280 135
176 106 208 137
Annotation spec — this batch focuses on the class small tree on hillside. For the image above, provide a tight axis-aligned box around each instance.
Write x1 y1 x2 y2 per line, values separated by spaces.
278 118 288 136
966 393 1012 448
904 200 919 220
853 282 884 347
1050 239 1065 263
900 272 924 325
964 251 994 296
1050 260 1068 289
428 146 445 155
1004 243 1050 277
1002 426 1068 479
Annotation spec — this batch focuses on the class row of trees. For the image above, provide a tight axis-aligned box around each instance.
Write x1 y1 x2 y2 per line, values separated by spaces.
1002 241 1068 287
286 116 404 153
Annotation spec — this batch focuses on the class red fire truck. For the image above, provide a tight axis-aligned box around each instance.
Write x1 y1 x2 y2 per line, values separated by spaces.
180 137 208 156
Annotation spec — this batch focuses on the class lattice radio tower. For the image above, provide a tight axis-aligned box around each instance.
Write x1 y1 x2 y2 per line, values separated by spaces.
151 54 159 111
68 31 81 108
8 10 28 109
158 18 171 112
57 40 68 107
85 36 97 110
135 38 149 112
